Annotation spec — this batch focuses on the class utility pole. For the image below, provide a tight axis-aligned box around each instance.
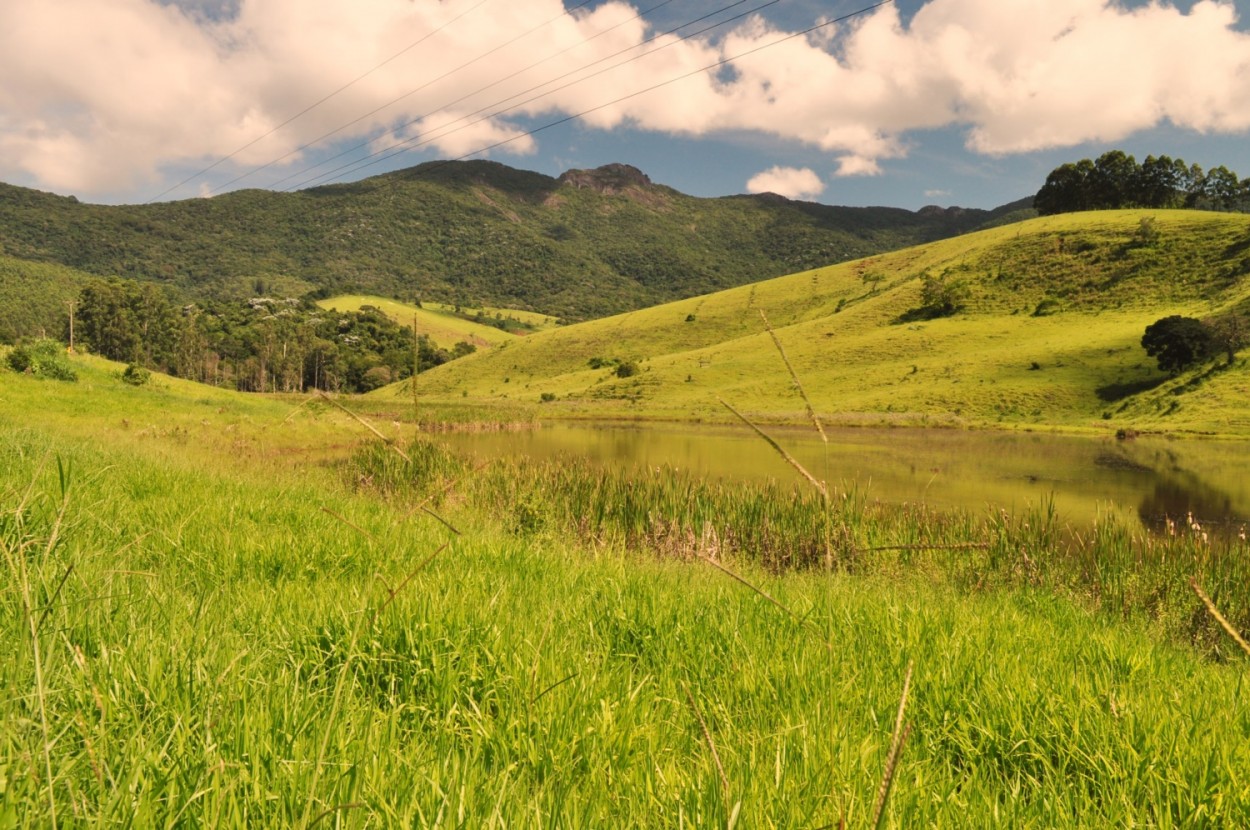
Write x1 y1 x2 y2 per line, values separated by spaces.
67 300 75 353
412 312 420 434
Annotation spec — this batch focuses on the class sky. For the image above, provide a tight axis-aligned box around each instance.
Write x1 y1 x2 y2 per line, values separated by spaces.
2 0 1250 210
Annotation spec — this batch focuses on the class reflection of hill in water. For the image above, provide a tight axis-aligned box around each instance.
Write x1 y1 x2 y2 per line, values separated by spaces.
439 424 1250 534
1110 443 1250 533
1138 475 1246 533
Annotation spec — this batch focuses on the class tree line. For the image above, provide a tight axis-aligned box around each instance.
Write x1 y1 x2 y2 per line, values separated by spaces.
70 279 473 393
1035 151 1250 215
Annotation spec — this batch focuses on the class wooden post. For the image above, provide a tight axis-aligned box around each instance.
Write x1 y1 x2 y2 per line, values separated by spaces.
67 300 75 353
412 313 420 434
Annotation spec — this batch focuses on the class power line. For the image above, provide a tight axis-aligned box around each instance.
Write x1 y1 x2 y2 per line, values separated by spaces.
381 0 896 183
146 0 495 203
283 0 772 192
171 0 894 214
204 0 602 198
260 0 687 193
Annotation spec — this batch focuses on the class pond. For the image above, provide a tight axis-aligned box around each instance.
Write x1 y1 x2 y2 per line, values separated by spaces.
435 422 1250 534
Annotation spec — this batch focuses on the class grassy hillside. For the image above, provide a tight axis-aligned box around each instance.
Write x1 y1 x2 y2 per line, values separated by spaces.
395 210 1250 436
0 161 1033 321
3 347 1249 825
317 295 520 350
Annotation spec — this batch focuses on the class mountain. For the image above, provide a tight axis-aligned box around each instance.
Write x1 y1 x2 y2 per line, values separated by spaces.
0 160 1033 323
386 209 1250 436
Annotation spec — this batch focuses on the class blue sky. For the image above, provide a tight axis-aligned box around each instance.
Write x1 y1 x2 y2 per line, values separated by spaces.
2 0 1249 209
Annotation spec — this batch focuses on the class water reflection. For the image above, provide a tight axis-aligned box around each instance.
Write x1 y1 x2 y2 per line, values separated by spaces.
435 423 1250 533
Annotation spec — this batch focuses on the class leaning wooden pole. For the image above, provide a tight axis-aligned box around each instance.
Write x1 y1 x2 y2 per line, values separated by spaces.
412 312 420 434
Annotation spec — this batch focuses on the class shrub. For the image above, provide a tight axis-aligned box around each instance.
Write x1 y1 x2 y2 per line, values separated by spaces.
5 346 32 373
6 339 77 381
1032 299 1061 317
540 392 556 402
615 361 639 379
122 363 152 386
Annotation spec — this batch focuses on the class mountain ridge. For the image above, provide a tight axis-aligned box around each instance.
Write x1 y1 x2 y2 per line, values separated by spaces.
0 159 1034 323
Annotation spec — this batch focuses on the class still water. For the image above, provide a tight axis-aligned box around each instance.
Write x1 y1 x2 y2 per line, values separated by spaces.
437 422 1250 533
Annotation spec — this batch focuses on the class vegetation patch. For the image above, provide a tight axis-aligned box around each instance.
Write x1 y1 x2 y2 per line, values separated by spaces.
1 369 1248 825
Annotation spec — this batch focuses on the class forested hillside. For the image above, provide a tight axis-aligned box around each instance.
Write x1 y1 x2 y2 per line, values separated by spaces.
0 160 1032 322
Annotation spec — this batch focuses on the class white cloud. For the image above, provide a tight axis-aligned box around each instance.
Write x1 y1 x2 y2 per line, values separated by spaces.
1 0 1248 198
746 166 824 200
834 155 882 177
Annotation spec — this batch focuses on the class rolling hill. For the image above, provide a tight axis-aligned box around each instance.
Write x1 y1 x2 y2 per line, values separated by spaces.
0 160 1032 323
387 210 1250 436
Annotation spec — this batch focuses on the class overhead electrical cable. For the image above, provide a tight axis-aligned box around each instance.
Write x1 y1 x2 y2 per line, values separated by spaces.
205 0 601 197
284 0 774 191
260 0 686 192
146 0 495 203
327 0 895 191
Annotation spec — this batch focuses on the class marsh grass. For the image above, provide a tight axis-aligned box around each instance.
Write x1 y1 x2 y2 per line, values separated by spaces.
348 437 1250 651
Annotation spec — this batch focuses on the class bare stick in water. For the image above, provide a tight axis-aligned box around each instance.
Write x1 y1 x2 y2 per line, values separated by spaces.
719 398 828 500
316 390 411 463
760 309 827 443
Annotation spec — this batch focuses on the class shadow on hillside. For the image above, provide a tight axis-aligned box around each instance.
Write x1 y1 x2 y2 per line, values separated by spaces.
1222 235 1250 259
1096 376 1167 402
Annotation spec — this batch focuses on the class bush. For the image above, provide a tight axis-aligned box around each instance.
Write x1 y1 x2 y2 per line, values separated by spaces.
122 363 151 386
540 392 556 402
5 346 32 373
615 361 639 379
1032 298 1061 317
6 339 77 381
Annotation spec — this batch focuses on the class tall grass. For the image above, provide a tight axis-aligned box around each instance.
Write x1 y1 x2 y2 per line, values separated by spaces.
348 435 1250 655
3 367 1250 826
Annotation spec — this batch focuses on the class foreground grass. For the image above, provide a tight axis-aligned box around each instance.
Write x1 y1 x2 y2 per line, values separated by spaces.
3 366 1249 826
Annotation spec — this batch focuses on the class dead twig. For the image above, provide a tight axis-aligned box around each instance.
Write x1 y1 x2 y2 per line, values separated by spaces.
316 391 411 463
685 684 730 801
718 399 827 500
871 662 914 830
1191 579 1250 657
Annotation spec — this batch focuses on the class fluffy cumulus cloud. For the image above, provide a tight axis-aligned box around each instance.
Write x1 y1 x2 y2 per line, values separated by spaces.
746 166 824 200
1 0 1249 198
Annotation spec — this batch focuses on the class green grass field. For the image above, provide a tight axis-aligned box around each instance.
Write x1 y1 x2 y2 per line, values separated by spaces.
317 295 521 350
391 210 1250 436
3 350 1249 826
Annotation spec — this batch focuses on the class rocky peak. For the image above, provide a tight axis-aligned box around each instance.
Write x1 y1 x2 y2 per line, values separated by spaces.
557 163 653 195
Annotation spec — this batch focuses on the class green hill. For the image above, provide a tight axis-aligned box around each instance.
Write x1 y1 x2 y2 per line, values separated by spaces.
0 255 100 342
391 210 1250 436
316 295 520 350
0 161 1032 322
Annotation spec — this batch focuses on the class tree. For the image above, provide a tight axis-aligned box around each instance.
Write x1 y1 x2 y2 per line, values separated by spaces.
1141 315 1215 374
1134 155 1185 208
1203 312 1249 365
1090 150 1139 209
1035 162 1091 215
919 274 969 317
